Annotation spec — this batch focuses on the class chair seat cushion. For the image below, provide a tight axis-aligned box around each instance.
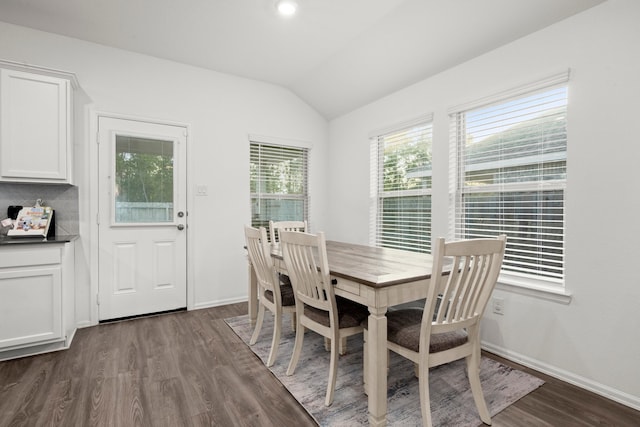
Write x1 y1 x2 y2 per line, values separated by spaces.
265 283 296 306
387 308 468 353
304 296 368 328
279 273 292 286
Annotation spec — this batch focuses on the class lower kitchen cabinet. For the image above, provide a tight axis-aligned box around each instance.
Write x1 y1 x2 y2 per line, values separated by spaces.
0 241 75 360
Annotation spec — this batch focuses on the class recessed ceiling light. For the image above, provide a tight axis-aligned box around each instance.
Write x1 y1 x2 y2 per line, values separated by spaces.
276 0 298 17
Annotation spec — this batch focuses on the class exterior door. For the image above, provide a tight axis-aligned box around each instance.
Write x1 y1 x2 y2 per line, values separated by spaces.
98 116 187 321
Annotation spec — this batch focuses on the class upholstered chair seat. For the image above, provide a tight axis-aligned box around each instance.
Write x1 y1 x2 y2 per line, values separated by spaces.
386 308 468 353
304 296 368 328
265 283 296 307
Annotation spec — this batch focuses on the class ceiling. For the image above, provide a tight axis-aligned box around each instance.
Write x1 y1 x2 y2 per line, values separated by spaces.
0 0 604 119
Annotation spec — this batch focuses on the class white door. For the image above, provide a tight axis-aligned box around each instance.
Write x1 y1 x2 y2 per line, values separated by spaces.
98 116 187 321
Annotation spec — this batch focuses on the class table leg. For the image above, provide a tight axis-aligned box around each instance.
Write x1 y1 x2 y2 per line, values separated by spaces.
248 261 257 326
367 306 388 427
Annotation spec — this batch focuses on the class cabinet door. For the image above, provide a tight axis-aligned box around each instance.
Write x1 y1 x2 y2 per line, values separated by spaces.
0 69 70 182
0 266 63 348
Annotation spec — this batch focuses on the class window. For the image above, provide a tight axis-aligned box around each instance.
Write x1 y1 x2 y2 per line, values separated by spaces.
449 72 569 285
250 140 309 229
114 135 174 223
371 116 433 253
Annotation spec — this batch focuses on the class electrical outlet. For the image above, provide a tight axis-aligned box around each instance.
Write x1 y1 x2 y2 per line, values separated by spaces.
492 297 505 315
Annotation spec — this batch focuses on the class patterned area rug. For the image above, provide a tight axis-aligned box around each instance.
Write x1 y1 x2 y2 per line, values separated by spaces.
225 314 543 426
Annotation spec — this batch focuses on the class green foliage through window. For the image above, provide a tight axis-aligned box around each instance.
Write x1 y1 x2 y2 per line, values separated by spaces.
115 136 174 223
374 121 433 253
250 142 308 228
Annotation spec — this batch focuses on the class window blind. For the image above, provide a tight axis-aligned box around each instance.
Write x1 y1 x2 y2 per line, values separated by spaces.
371 119 433 253
250 141 309 229
450 80 568 283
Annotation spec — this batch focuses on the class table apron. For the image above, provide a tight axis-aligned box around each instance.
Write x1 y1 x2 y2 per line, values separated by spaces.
333 276 431 309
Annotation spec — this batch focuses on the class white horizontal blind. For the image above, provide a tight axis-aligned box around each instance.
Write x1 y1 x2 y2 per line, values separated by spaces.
450 82 568 283
371 120 433 253
250 141 309 229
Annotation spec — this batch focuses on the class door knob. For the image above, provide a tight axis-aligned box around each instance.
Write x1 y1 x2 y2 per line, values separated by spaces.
177 224 185 230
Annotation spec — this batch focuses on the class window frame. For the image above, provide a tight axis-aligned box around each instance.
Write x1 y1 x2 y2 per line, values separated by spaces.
369 114 434 254
448 71 572 302
249 135 310 230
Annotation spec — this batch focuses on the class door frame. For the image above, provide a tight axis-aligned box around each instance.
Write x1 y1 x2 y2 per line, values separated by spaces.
88 110 193 325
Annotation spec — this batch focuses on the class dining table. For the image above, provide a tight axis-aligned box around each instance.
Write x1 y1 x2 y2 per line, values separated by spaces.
247 239 441 426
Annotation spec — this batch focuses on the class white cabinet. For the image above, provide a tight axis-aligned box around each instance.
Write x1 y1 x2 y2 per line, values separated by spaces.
0 243 76 360
0 67 72 183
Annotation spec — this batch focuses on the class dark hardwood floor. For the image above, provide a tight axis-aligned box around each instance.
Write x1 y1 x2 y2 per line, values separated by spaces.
1 302 638 426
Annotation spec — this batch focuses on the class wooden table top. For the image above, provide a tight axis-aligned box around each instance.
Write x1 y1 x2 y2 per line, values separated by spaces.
273 240 437 288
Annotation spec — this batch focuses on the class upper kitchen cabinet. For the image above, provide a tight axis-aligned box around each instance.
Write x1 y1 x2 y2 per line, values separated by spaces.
0 64 76 184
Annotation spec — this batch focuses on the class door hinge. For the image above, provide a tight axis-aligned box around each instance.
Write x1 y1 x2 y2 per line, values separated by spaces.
96 213 100 226
96 293 100 306
96 131 100 144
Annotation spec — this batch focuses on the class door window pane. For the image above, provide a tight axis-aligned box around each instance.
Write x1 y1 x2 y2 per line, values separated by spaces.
114 135 174 223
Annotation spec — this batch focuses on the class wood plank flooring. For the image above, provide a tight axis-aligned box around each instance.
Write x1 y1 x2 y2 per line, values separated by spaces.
1 303 638 426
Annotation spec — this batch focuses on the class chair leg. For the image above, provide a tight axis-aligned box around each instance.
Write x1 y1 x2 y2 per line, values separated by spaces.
324 336 347 355
325 332 339 406
250 303 265 345
467 351 491 425
418 362 433 427
266 308 282 367
286 323 305 376
339 337 347 355
290 312 296 332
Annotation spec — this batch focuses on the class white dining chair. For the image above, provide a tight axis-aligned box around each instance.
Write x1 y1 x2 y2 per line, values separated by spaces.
365 235 506 426
269 220 307 244
244 225 297 367
280 230 368 406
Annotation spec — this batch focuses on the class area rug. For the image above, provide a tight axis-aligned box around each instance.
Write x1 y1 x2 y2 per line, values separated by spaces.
225 314 543 426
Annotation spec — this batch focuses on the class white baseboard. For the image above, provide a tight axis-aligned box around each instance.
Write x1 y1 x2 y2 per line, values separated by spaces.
481 341 640 411
76 320 93 329
192 296 248 310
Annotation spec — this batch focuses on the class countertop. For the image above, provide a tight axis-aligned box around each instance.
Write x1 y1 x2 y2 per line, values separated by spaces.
0 235 78 246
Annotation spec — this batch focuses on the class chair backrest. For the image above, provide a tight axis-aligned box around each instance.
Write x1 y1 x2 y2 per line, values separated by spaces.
269 220 308 244
244 225 279 299
279 230 336 316
422 235 507 340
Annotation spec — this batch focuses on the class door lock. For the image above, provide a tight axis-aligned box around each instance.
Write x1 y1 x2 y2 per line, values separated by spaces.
178 211 185 218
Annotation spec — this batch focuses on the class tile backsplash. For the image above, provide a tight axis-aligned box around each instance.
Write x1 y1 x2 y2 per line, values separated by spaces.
0 183 79 235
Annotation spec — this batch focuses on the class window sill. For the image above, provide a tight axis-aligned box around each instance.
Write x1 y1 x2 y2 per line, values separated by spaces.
496 273 572 305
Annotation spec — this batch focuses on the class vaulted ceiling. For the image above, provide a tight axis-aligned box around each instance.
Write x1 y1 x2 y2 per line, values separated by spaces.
0 0 605 119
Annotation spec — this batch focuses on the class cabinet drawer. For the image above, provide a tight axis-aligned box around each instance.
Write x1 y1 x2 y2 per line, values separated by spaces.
333 276 360 296
0 246 61 269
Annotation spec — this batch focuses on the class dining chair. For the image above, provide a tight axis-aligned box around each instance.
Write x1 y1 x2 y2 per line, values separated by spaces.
244 225 297 367
366 235 506 426
280 230 369 406
269 220 308 332
269 220 308 245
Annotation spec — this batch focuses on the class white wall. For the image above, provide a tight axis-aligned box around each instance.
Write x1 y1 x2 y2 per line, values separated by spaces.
328 0 640 410
1 0 638 412
0 22 329 323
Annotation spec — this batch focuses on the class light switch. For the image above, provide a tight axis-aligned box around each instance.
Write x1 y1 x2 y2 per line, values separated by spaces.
196 184 208 196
